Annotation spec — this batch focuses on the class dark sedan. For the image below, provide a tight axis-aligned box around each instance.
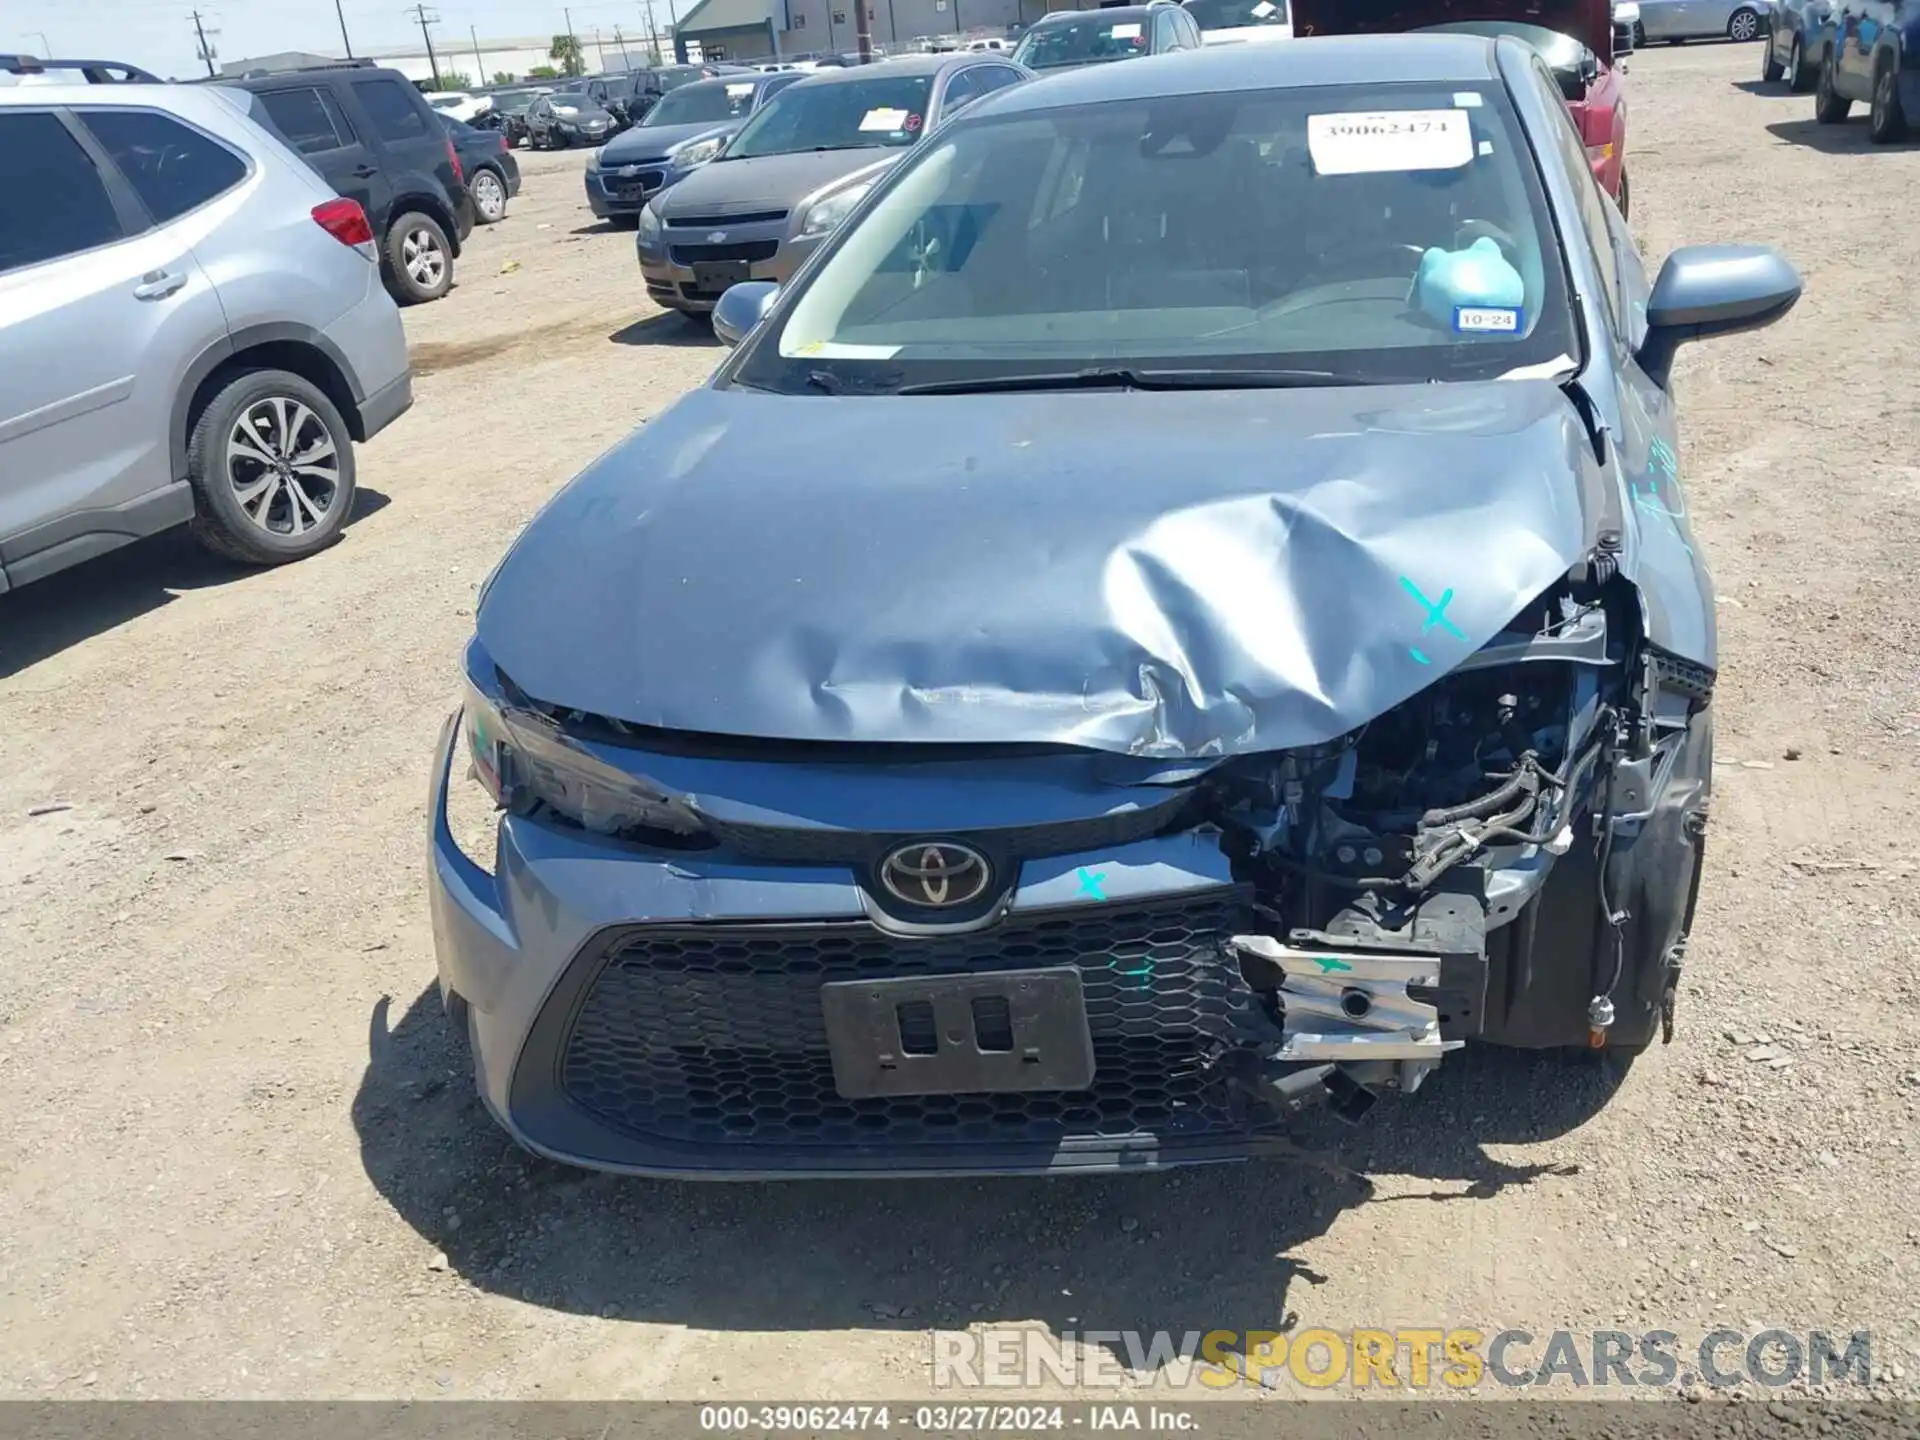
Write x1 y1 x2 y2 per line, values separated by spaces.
636 54 1029 314
439 115 521 224
480 86 550 147
584 71 806 226
525 89 617 149
432 37 1800 1179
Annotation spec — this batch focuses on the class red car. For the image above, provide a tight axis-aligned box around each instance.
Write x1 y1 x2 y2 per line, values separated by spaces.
1290 0 1630 214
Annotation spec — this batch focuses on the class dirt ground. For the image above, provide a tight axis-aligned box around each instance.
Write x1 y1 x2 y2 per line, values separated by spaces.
2 40 1917 1402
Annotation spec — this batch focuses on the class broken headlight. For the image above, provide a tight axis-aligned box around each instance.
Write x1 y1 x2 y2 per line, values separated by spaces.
461 647 710 843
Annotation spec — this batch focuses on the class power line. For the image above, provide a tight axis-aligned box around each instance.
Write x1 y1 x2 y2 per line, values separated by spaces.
403 2 440 85
188 9 218 75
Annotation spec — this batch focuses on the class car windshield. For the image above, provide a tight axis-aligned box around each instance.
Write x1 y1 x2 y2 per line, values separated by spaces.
722 73 935 157
656 66 711 91
490 91 538 112
734 81 1580 394
1012 15 1154 69
428 94 464 108
1183 0 1289 29
549 92 593 110
645 78 760 125
1415 20 1590 73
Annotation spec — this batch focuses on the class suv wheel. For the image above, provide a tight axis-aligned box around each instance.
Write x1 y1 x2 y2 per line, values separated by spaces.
470 168 509 223
187 370 357 565
386 211 453 304
1814 53 1852 122
1761 34 1785 80
1727 6 1761 41
1870 57 1909 142
1788 33 1811 91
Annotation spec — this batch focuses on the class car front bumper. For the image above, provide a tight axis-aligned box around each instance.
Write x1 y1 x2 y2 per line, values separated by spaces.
426 713 1303 1178
636 216 827 313
584 160 680 217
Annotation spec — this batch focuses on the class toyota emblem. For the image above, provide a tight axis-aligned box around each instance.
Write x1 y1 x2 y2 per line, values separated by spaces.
879 842 992 909
707 230 729 243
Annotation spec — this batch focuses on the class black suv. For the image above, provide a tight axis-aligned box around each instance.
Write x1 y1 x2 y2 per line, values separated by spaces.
228 60 474 304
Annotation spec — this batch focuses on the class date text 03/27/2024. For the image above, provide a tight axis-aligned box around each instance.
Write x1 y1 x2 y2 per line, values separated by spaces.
698 1405 1196 1432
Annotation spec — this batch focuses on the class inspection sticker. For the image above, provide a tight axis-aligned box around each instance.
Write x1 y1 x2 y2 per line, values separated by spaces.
858 107 910 132
1454 306 1522 333
1251 1 1278 15
1306 108 1473 175
1110 21 1143 36
726 82 755 95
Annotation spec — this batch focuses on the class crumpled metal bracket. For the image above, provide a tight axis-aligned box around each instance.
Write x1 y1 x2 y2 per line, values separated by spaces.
1229 934 1464 1082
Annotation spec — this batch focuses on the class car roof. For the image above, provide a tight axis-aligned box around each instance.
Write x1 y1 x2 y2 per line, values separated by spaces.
973 31 1503 116
0 80 219 107
1028 5 1163 23
786 52 980 85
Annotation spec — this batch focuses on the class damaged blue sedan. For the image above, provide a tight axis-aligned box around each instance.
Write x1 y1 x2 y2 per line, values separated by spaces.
429 35 1801 1178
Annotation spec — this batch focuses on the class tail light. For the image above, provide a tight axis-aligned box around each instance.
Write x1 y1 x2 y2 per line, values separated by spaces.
447 135 463 184
311 198 375 253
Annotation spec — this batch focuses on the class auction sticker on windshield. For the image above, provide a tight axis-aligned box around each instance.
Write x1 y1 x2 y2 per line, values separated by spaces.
859 107 910 132
1111 22 1143 37
727 82 755 95
1307 109 1473 175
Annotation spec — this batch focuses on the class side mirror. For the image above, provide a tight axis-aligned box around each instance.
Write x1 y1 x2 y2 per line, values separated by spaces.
1637 244 1802 389
712 280 780 347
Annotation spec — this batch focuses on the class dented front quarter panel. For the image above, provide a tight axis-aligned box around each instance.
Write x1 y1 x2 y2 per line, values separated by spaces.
478 381 1629 757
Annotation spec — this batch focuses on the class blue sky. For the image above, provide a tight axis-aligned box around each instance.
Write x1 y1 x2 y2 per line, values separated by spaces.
16 0 677 79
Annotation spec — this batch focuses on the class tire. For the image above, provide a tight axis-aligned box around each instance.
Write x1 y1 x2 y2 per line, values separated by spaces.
1633 21 1646 46
186 369 357 566
1728 6 1761 41
1616 168 1630 220
1870 56 1909 142
470 166 509 224
1788 33 1813 91
609 213 641 230
1815 53 1852 121
1666 36 1684 44
1762 37 1785 80
384 210 453 304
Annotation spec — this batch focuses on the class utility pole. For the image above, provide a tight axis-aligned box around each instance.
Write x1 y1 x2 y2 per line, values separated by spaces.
855 0 873 61
592 26 607 69
334 0 354 56
612 23 633 69
470 24 486 80
563 6 581 74
404 3 442 86
640 0 661 63
663 0 679 60
189 10 218 76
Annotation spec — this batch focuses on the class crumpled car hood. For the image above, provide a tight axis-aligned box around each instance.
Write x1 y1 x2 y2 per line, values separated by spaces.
477 383 1603 758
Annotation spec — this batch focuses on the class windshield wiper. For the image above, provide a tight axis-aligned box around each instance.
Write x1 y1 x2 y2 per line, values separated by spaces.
896 366 1359 397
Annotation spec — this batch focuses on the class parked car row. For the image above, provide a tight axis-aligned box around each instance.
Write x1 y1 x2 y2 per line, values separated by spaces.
1762 0 1918 141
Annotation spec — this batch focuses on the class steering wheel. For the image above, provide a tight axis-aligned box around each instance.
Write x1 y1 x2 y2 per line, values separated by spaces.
1300 241 1427 286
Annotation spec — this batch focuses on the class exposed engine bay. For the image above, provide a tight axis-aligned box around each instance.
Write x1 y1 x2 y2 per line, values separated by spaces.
1195 567 1713 1123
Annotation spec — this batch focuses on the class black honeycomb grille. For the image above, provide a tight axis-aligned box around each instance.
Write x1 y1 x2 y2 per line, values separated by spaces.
558 893 1285 1151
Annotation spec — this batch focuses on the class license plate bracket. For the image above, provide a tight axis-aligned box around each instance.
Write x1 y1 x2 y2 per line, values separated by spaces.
821 967 1095 1099
691 259 751 292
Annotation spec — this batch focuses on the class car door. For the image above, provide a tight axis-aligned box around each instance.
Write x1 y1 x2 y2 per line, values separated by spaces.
0 106 229 570
251 83 392 230
1636 0 1689 38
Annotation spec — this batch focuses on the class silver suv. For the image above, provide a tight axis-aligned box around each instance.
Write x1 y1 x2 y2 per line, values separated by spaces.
0 81 412 592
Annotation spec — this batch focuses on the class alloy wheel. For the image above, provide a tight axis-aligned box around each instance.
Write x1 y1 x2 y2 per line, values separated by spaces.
472 170 507 221
224 397 339 537
1729 9 1760 40
403 227 447 288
